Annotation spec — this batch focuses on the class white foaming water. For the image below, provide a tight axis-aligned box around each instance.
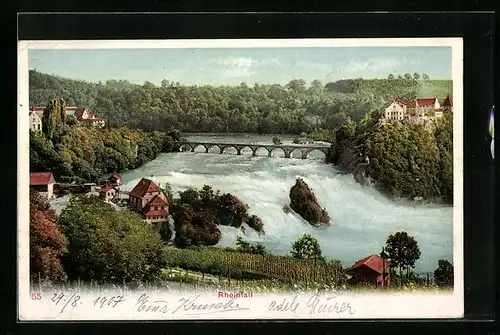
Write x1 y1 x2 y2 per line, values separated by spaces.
110 142 453 273
50 135 453 273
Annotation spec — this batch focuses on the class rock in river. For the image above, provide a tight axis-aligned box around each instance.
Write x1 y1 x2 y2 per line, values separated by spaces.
289 178 330 227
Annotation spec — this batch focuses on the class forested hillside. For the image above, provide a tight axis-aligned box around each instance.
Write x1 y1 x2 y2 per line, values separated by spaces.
327 112 454 203
30 98 182 182
29 70 452 135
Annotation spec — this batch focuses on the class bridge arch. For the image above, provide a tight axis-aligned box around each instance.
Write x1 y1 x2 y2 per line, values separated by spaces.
238 145 254 156
253 146 270 157
221 144 238 155
180 143 193 152
192 143 208 153
290 148 303 159
269 147 286 158
304 148 327 160
206 144 222 154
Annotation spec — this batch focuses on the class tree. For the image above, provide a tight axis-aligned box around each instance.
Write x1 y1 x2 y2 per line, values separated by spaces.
309 79 323 93
403 73 412 80
171 204 222 248
285 79 307 93
291 234 324 263
235 236 251 250
161 79 170 88
413 72 420 80
272 135 282 144
384 231 421 286
388 74 395 80
154 220 172 243
235 236 266 255
66 114 77 126
433 259 454 288
58 195 166 283
422 73 430 80
41 104 54 140
30 190 68 282
59 98 67 124
179 187 200 205
160 182 174 203
246 214 264 233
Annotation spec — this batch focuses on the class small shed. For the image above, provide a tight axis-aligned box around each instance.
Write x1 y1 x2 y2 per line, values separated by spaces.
99 184 117 202
83 183 97 193
30 172 56 200
346 254 391 286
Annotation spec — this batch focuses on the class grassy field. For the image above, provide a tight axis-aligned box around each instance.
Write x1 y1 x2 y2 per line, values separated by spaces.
418 80 454 99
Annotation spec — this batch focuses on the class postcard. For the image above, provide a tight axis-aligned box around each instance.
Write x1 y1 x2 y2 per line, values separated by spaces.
18 38 464 320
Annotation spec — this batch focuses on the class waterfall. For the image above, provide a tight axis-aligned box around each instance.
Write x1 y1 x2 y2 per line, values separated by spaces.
168 216 176 242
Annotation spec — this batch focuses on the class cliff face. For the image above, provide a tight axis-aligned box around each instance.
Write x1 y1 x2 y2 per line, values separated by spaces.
327 119 452 203
336 142 372 186
289 178 330 227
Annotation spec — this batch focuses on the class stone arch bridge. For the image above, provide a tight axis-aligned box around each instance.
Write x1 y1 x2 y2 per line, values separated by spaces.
180 141 330 160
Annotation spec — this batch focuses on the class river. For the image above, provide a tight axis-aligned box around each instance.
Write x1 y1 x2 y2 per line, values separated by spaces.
51 134 453 273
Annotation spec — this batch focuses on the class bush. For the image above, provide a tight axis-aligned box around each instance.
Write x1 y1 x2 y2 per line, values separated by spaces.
433 259 454 288
58 195 166 283
172 185 264 247
235 236 266 255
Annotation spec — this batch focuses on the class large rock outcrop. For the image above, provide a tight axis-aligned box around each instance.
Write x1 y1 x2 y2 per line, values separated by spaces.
289 178 330 227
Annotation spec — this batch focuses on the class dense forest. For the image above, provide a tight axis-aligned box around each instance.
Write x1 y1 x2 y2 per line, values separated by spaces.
327 112 454 203
30 98 182 182
29 70 452 135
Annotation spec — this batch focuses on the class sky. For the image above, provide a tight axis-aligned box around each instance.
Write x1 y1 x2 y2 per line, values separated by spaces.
28 47 452 86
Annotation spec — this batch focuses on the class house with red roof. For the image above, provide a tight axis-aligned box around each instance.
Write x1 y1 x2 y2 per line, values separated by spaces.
30 172 56 200
128 178 169 223
85 112 106 128
99 184 117 202
29 106 105 129
141 194 170 223
441 95 454 113
65 107 89 121
346 254 391 286
380 96 449 126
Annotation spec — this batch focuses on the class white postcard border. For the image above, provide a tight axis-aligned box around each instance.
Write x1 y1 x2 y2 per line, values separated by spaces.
17 38 464 320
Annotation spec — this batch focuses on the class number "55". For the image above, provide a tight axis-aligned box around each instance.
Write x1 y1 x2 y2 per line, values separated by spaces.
31 292 41 300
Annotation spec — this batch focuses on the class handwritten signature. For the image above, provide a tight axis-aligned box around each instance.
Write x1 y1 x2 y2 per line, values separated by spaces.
135 294 249 315
268 291 355 315
306 291 355 315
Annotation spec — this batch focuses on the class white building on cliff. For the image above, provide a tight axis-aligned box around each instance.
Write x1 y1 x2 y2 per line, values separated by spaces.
379 96 453 126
